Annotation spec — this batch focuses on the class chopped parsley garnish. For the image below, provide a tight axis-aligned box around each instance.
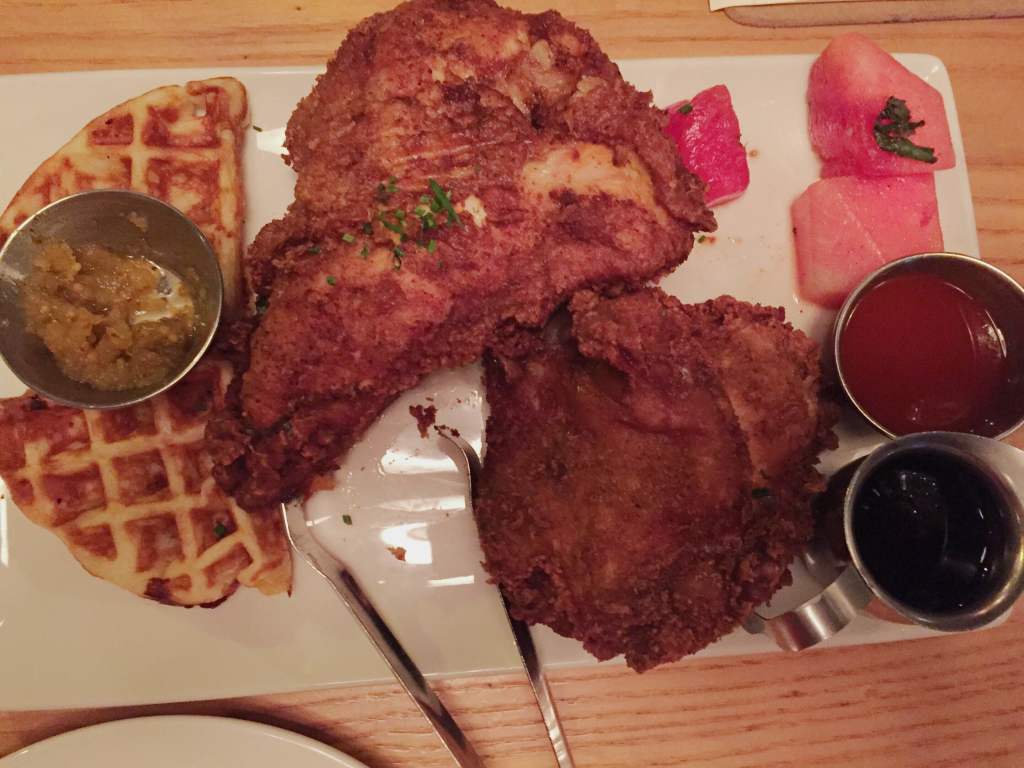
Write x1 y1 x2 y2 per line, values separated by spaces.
252 125 264 132
326 275 337 286
341 233 355 243
376 176 399 201
357 178 468 270
377 211 405 235
751 487 772 500
255 295 269 315
697 234 706 243
415 206 438 230
428 179 464 228
342 514 353 525
677 103 693 115
873 97 937 164
306 245 321 254
213 522 229 539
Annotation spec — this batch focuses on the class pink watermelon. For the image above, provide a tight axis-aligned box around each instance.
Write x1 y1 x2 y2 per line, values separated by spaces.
808 33 955 177
792 175 944 308
665 85 749 206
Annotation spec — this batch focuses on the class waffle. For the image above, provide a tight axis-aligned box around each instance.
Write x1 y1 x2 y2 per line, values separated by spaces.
0 360 291 607
0 77 248 314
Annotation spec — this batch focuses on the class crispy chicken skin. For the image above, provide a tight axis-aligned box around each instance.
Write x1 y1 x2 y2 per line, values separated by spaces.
207 0 714 506
475 289 838 671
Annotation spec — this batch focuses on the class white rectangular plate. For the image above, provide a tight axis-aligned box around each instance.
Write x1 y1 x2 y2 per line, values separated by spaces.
0 54 980 710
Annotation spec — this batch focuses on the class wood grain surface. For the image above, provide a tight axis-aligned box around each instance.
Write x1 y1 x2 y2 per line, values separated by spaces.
724 0 1024 28
1 2 1023 766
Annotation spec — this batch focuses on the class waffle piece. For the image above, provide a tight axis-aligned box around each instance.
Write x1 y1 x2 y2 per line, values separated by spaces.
0 359 291 607
0 77 248 314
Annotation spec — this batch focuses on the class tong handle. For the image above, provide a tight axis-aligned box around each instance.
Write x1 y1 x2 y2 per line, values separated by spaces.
285 503 484 768
504 600 576 768
438 433 576 767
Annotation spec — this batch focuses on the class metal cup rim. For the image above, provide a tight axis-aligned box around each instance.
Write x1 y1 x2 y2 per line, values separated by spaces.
0 189 223 409
842 431 1024 631
831 251 1024 441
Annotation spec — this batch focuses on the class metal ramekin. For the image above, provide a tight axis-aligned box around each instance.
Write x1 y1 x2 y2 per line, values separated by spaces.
831 252 1024 440
0 190 223 408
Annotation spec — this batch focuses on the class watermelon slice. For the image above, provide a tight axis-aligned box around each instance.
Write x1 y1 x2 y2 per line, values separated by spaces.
665 85 749 206
792 175 944 308
808 33 955 177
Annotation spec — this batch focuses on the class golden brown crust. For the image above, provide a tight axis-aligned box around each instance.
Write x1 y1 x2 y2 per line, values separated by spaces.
210 0 714 506
0 360 291 607
475 289 837 671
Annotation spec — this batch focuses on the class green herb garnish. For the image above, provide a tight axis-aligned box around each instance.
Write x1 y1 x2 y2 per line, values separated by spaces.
873 97 937 164
213 522 229 539
326 275 337 285
428 179 464 228
341 233 355 243
360 245 369 258
751 487 772 500
393 246 405 269
342 514 353 525
418 209 438 230
377 211 405 236
426 239 437 254
376 176 399 201
697 235 706 244
677 103 693 115
252 125 263 132
306 245 321 255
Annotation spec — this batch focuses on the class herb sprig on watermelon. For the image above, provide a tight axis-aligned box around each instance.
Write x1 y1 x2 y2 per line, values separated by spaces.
873 97 937 164
793 33 951 308
808 33 953 177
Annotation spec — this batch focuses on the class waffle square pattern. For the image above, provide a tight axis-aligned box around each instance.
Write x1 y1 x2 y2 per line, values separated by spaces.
0 360 291 606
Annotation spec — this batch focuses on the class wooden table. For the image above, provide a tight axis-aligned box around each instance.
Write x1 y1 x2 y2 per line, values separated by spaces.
2 2 1022 766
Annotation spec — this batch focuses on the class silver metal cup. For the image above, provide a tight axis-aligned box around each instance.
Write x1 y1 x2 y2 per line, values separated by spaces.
831 252 1024 440
746 432 1024 650
0 190 223 408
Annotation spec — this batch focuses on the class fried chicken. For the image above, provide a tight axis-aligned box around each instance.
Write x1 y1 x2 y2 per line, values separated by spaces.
207 0 714 507
474 289 838 671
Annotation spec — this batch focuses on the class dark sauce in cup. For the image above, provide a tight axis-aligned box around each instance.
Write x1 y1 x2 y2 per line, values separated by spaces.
852 451 1007 613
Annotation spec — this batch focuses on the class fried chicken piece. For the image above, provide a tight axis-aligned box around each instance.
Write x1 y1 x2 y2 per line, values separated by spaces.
475 289 837 671
207 0 714 507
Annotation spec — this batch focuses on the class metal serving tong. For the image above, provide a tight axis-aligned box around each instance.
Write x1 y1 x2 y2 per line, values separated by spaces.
440 432 576 768
281 501 483 768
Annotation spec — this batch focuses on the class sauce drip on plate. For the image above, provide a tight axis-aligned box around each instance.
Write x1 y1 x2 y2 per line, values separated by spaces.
839 273 1008 436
